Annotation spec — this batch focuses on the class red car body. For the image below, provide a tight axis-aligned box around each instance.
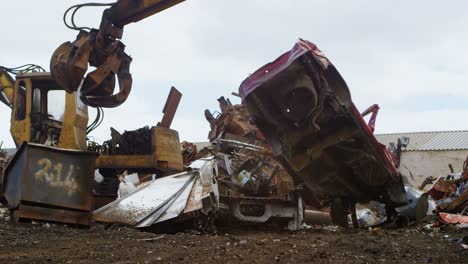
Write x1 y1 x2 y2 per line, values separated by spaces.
239 39 407 214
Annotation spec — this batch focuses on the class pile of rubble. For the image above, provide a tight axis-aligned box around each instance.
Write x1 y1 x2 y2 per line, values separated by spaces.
91 94 331 231
1 39 467 237
201 96 303 229
422 155 468 227
350 154 468 231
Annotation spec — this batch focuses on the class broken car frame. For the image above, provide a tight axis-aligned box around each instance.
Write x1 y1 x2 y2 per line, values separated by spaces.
239 39 408 227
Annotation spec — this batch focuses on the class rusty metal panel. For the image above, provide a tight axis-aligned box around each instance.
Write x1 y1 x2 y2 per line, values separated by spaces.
158 86 182 129
50 1 185 108
14 204 90 226
1 143 97 212
96 155 156 169
184 158 218 213
183 177 206 213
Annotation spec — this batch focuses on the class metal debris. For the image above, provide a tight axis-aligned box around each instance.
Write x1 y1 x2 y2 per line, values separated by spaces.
440 212 468 224
354 182 435 228
93 158 218 227
201 96 306 230
181 141 211 165
422 155 468 224
158 87 182 129
239 39 408 227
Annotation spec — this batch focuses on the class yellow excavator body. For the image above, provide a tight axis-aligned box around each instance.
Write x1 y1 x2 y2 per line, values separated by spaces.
8 72 88 150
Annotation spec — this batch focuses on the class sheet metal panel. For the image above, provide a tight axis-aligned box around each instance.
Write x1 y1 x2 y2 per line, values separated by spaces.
93 171 196 226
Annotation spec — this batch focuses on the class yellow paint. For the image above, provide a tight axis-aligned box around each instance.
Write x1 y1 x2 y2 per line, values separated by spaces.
152 126 183 171
9 73 88 150
58 91 88 150
34 158 52 180
95 127 184 172
0 70 15 105
34 158 78 195
10 77 31 147
96 155 157 168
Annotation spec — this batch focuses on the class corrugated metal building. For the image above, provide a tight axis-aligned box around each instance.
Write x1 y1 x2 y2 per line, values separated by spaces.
375 130 468 187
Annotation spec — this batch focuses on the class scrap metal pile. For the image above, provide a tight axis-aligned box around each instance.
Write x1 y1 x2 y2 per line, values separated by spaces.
93 160 219 229
90 97 304 230
422 155 468 226
238 39 408 228
202 96 303 229
0 39 414 231
1 1 467 248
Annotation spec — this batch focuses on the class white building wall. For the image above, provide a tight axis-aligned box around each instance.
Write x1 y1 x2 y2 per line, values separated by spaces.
398 150 467 187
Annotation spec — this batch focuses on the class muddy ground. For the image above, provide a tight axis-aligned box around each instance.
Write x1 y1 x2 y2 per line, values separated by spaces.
0 217 467 264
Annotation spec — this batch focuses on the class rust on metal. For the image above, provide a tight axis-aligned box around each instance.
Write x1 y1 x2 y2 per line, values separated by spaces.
181 141 211 165
50 1 185 108
50 29 133 108
239 39 407 226
96 155 157 169
205 96 266 142
94 125 184 174
158 87 182 129
0 143 97 225
13 204 91 226
204 96 295 197
199 95 303 229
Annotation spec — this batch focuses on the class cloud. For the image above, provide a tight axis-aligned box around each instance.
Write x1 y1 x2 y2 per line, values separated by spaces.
1 0 467 148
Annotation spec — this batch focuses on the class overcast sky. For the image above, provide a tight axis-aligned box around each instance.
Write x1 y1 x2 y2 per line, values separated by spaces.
1 0 467 148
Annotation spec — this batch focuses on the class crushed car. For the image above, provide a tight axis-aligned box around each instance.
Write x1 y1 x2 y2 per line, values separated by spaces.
239 39 408 227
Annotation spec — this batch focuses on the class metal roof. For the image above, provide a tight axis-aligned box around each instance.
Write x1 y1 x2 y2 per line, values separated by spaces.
375 130 468 151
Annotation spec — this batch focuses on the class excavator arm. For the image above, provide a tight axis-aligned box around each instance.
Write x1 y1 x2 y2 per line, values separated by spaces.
110 0 185 27
50 0 186 108
0 68 15 108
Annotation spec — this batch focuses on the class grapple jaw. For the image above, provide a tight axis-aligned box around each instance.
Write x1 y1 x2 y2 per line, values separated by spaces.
50 9 133 108
50 31 92 94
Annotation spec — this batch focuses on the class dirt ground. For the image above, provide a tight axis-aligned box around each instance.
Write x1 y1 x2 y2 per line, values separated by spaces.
0 218 467 264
